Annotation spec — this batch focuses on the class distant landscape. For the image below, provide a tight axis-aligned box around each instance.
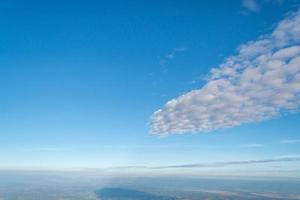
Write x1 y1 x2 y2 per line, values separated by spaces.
0 172 300 200
96 188 176 200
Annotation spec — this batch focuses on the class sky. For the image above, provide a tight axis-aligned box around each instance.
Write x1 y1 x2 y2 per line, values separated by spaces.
1 0 300 178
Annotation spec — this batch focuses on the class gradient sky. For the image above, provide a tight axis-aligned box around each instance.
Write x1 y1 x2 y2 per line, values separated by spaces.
1 0 300 177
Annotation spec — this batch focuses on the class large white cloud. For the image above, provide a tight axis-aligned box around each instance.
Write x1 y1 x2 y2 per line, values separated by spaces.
150 10 300 135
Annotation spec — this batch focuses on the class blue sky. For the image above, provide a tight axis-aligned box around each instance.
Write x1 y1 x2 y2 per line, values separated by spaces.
1 0 300 177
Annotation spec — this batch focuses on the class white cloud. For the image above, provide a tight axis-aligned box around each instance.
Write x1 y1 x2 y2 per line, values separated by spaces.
150 9 300 135
242 0 260 12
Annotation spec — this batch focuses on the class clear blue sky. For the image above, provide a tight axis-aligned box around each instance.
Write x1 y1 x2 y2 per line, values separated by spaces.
1 0 300 177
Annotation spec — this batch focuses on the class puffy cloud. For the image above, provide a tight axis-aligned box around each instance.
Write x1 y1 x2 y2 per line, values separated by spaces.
150 10 300 135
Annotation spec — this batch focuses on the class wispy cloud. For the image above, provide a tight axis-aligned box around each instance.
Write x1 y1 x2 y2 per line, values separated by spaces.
274 154 300 159
101 144 177 149
239 143 263 148
280 139 300 144
151 9 300 135
101 144 220 149
242 0 260 13
159 48 187 72
25 146 70 152
166 48 187 59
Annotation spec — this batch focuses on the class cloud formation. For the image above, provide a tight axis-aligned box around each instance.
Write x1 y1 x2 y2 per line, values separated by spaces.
151 10 300 135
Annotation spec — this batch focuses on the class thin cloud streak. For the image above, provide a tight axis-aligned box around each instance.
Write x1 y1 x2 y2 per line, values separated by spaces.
107 155 300 170
280 139 300 144
239 143 263 148
25 147 70 152
157 156 300 169
101 144 178 149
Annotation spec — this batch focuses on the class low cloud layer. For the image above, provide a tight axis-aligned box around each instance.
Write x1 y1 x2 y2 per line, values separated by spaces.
107 155 300 170
151 9 300 135
156 155 300 169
